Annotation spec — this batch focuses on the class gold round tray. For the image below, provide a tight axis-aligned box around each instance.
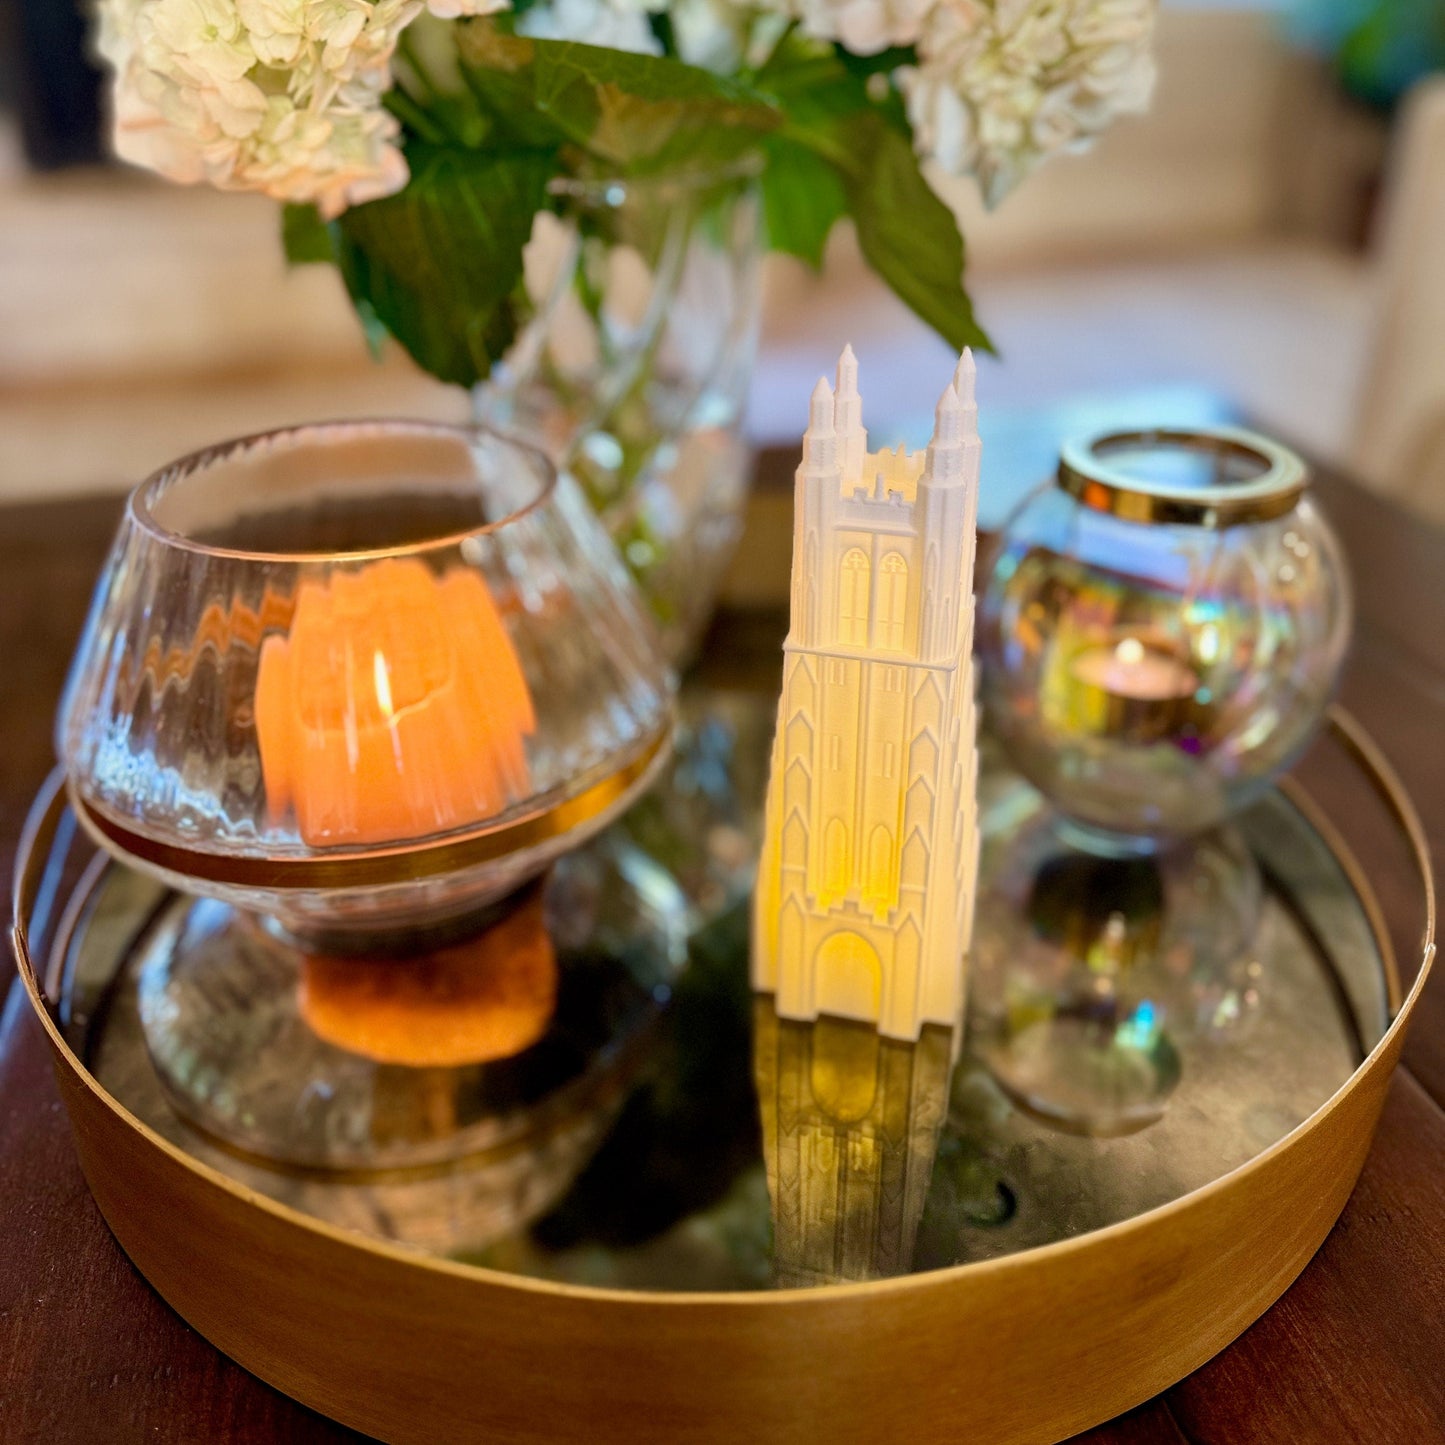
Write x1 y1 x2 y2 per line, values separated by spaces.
10 706 1435 1445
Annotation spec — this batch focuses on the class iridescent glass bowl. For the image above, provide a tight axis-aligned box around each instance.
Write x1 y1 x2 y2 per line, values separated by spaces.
972 427 1351 1135
979 426 1351 842
59 419 674 941
56 420 677 1169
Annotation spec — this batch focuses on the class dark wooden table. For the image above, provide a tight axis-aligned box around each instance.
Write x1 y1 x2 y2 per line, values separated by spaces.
3 459 1443 1444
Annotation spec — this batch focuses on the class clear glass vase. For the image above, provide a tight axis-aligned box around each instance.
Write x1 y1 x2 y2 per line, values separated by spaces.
474 165 764 664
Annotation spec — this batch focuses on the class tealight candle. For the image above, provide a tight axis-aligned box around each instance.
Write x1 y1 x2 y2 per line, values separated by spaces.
256 558 536 847
1070 636 1199 702
1060 633 1202 744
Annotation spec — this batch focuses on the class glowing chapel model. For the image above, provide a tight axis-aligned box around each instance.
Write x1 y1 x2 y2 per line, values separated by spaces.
753 346 982 1041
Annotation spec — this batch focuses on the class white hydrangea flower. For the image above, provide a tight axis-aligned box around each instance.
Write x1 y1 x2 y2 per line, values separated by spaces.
232 0 308 67
95 0 509 217
144 0 256 84
425 0 502 15
904 0 1157 206
796 0 934 56
236 89 410 212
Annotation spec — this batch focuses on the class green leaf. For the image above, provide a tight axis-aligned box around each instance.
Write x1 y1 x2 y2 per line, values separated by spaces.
751 35 988 342
760 135 845 269
755 36 993 355
755 35 910 167
834 111 992 354
755 36 867 137
458 24 781 174
457 24 569 148
331 142 560 388
383 86 454 145
281 203 335 265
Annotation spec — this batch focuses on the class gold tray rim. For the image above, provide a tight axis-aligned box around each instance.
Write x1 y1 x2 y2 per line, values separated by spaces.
9 704 1437 1444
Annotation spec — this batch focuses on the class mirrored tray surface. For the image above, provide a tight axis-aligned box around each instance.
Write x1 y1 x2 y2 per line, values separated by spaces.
36 690 1395 1293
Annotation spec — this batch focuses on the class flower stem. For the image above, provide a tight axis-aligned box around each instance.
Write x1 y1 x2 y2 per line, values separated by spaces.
383 88 450 145
397 28 443 109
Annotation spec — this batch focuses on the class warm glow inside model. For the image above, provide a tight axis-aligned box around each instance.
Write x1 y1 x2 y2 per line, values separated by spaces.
256 558 536 846
753 346 982 1040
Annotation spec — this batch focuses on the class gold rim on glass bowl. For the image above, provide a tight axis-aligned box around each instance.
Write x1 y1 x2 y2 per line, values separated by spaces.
1057 426 1308 527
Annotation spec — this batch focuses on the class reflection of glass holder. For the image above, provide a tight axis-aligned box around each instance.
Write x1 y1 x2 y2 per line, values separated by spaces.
131 840 686 1174
969 788 1264 1136
68 822 687 1254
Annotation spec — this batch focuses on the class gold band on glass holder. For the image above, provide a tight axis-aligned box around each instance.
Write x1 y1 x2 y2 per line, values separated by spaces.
69 728 670 891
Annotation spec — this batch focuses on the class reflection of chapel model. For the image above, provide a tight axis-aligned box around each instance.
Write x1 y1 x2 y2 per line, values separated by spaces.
754 345 981 1041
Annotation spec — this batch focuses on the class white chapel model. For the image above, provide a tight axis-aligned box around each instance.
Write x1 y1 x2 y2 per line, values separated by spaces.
753 345 982 1041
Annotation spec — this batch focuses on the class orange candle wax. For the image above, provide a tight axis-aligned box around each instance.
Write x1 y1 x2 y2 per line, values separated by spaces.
256 558 536 846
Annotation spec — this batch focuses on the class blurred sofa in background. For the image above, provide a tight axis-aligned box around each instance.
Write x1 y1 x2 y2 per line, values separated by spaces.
2 7 1441 532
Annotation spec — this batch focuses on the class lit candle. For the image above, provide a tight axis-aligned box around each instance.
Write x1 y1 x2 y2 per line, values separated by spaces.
1061 633 1202 743
255 558 536 846
1070 636 1198 702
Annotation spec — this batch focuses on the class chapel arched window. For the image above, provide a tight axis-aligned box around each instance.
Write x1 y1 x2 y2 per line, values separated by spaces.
877 552 908 651
838 548 870 646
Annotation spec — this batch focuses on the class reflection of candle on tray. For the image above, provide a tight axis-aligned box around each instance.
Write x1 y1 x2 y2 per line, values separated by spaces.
299 888 558 1067
1071 637 1198 702
255 558 536 846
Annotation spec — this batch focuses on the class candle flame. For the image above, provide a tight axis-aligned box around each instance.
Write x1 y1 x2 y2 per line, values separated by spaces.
372 648 395 720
